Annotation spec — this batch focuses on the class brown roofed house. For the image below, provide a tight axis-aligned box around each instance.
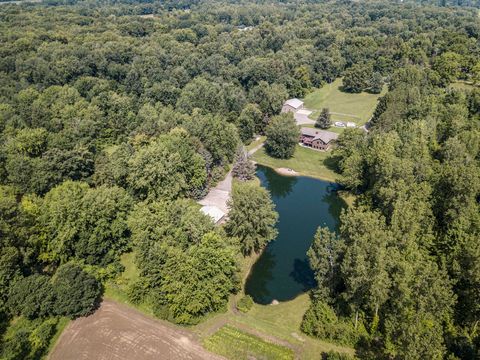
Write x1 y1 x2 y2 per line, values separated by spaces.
300 127 339 150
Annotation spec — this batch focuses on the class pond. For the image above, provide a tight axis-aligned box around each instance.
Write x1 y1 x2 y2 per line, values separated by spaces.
244 165 344 305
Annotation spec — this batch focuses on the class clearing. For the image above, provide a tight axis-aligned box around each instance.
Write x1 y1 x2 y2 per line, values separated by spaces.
48 300 222 360
251 145 339 182
303 78 386 126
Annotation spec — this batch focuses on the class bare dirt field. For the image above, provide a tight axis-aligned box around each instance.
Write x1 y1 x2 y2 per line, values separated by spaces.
49 300 223 360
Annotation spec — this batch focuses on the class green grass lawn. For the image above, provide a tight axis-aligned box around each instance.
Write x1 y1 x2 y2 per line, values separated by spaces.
204 325 294 360
303 78 386 125
252 145 340 183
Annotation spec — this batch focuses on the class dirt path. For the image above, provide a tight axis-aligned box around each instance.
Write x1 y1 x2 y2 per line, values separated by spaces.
49 300 223 360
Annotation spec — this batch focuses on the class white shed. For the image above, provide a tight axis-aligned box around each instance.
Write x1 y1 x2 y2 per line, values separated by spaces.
281 98 304 113
200 205 225 224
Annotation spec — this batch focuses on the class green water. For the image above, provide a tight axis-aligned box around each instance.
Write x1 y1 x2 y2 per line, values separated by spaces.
245 165 344 305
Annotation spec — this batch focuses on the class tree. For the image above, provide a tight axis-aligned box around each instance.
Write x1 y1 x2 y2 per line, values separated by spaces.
342 63 373 93
315 108 331 129
225 182 278 255
52 263 101 318
264 113 299 159
307 227 344 301
238 103 262 141
185 114 239 165
248 81 288 118
231 148 255 181
158 232 239 324
128 130 207 200
369 72 384 94
41 181 133 265
7 275 55 319
433 52 462 86
340 208 392 321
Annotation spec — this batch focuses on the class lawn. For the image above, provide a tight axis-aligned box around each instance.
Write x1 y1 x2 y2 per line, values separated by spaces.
251 145 340 183
203 325 294 360
303 78 386 125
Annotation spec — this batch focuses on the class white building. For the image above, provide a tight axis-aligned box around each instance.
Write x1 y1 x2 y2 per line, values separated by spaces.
281 98 304 113
200 205 225 224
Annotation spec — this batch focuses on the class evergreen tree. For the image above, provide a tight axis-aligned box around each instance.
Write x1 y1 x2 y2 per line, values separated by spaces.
315 108 332 129
232 148 256 181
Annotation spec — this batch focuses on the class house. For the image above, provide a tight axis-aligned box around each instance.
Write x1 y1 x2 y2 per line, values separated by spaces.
282 98 304 113
300 127 339 151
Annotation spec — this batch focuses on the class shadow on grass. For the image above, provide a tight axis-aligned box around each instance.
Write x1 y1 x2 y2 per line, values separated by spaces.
323 154 341 174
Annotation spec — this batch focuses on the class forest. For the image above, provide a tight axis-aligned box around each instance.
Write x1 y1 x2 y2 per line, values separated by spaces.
0 0 479 358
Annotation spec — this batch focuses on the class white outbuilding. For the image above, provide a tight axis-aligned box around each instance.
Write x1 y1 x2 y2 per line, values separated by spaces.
200 205 226 224
281 98 304 113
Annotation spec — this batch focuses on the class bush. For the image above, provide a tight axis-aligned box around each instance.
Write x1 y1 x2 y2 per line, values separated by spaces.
301 300 362 346
322 350 354 360
236 295 254 313
52 263 102 318
127 278 150 305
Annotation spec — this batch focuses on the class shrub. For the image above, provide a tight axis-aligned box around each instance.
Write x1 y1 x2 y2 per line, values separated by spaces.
52 263 102 318
322 350 354 360
301 300 362 346
237 295 254 313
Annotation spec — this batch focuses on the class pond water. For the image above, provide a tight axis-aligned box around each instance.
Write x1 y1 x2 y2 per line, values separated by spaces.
245 165 344 305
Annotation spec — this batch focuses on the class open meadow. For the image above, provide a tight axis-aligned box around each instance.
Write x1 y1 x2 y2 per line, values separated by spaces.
303 78 386 126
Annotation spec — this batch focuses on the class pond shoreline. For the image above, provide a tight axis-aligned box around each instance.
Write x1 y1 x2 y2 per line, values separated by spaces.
245 165 344 304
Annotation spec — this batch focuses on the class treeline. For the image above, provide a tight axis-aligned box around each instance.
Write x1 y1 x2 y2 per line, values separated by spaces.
304 66 480 358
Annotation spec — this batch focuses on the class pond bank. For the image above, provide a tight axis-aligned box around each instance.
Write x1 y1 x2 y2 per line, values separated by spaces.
245 165 344 305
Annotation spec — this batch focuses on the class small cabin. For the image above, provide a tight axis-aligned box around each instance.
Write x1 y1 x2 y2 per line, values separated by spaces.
282 98 304 113
300 127 339 151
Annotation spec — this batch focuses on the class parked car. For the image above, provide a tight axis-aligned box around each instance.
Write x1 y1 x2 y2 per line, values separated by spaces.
334 121 346 127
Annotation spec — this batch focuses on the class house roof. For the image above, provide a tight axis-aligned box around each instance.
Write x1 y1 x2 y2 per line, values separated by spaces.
284 98 304 109
200 205 225 224
301 127 339 144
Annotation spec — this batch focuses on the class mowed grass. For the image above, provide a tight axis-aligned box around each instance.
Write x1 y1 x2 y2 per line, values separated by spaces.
252 145 340 182
203 325 294 360
303 78 386 125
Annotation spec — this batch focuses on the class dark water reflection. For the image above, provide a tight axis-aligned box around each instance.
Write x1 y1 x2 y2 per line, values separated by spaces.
245 165 344 304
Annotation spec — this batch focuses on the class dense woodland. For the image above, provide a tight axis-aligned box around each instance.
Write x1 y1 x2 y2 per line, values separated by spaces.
0 0 479 358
